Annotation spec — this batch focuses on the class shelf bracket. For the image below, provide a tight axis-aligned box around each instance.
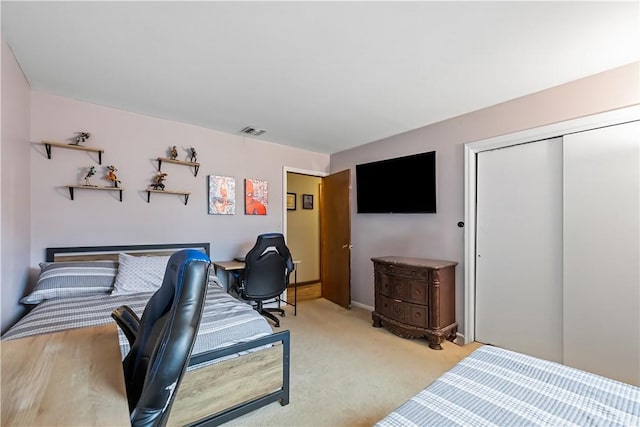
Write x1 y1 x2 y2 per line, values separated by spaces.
44 143 52 159
68 186 74 200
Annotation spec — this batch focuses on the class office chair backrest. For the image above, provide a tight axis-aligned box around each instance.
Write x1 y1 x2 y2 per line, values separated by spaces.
123 249 210 427
243 233 293 300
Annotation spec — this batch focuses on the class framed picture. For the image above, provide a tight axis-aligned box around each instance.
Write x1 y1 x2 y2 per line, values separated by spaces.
245 178 268 215
302 194 314 210
208 175 235 215
287 192 296 210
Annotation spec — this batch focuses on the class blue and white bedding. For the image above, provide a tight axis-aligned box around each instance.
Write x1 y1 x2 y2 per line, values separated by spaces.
2 283 273 370
377 345 640 427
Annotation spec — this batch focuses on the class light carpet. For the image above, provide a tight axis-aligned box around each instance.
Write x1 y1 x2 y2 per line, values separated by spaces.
224 298 482 427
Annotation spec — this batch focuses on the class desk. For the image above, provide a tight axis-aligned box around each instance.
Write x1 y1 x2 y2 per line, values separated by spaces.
213 259 300 315
1 323 130 426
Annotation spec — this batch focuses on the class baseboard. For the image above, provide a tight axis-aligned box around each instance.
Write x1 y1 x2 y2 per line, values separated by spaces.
295 280 320 287
454 332 466 346
350 300 374 311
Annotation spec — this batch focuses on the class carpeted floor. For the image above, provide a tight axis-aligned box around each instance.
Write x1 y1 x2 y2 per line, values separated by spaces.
224 298 482 427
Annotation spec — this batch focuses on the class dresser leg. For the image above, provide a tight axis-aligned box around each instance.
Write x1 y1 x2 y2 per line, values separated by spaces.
428 337 443 350
372 311 383 328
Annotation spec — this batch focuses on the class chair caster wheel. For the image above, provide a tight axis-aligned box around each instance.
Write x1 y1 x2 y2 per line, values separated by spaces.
281 312 286 317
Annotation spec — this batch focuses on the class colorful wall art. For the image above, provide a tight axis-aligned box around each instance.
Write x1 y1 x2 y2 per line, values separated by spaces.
245 178 268 215
208 175 235 215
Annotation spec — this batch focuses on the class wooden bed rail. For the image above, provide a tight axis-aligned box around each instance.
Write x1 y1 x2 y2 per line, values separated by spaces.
170 330 291 427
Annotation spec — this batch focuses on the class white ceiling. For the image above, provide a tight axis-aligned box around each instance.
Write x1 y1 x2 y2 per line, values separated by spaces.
2 1 638 154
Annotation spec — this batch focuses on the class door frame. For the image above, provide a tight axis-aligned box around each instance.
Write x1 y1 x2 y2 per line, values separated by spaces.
282 166 328 243
282 166 328 302
463 105 640 345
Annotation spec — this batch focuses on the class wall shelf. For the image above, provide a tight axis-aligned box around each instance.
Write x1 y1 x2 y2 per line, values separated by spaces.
157 157 200 177
146 189 191 205
43 141 104 164
66 185 123 202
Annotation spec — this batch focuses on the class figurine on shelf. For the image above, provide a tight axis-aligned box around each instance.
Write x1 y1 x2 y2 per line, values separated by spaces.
150 172 167 190
106 165 121 188
189 147 197 163
83 166 97 186
70 132 91 146
169 146 178 160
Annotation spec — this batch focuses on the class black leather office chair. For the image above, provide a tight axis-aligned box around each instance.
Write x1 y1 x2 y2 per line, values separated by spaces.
239 233 293 327
111 249 211 427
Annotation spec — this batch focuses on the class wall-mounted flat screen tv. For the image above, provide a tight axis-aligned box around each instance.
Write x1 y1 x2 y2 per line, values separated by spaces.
356 151 436 214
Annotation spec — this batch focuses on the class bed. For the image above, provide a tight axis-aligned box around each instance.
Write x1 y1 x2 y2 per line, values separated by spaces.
1 242 290 426
376 345 640 427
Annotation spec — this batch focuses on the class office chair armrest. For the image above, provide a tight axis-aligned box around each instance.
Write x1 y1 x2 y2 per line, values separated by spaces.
111 305 140 345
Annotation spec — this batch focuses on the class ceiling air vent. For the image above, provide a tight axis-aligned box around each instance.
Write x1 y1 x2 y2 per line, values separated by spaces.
241 126 266 136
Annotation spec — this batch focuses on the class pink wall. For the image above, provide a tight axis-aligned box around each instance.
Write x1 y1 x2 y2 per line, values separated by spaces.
331 63 640 335
1 38 32 332
28 92 329 290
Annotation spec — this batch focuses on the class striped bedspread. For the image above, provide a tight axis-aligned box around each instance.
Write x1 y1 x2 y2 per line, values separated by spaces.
2 284 274 369
377 345 640 427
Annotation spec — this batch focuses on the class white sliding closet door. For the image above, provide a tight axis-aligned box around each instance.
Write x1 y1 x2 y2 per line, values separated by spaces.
475 138 563 362
563 121 640 385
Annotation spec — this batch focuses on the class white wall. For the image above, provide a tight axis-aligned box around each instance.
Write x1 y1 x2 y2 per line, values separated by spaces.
28 92 329 286
1 38 32 333
331 62 640 336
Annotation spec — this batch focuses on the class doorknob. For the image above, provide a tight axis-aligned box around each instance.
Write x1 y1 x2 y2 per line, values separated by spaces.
342 244 352 249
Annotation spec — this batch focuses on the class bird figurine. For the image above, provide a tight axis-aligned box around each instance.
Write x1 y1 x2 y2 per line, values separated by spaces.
169 146 178 160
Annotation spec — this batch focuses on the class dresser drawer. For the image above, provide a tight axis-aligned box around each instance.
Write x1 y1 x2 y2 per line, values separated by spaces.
378 294 404 322
377 294 393 318
377 274 428 305
406 303 428 328
377 272 394 298
378 294 428 328
379 264 429 281
407 281 428 305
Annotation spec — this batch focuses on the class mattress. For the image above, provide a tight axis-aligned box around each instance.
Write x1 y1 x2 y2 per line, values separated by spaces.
2 283 273 368
377 345 640 427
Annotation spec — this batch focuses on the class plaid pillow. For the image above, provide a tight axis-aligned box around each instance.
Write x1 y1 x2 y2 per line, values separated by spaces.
21 260 118 305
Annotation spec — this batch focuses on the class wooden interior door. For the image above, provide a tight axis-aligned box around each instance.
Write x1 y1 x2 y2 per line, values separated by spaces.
320 169 351 309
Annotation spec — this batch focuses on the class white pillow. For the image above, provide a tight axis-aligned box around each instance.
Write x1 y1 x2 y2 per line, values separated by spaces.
111 253 170 295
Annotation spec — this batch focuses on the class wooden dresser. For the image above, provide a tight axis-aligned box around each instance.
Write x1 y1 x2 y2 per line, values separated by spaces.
371 256 458 350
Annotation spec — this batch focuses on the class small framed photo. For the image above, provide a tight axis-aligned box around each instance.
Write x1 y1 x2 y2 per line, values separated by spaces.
302 194 314 210
287 193 296 210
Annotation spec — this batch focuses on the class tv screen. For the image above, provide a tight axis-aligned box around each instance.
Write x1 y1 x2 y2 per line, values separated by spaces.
356 151 436 214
